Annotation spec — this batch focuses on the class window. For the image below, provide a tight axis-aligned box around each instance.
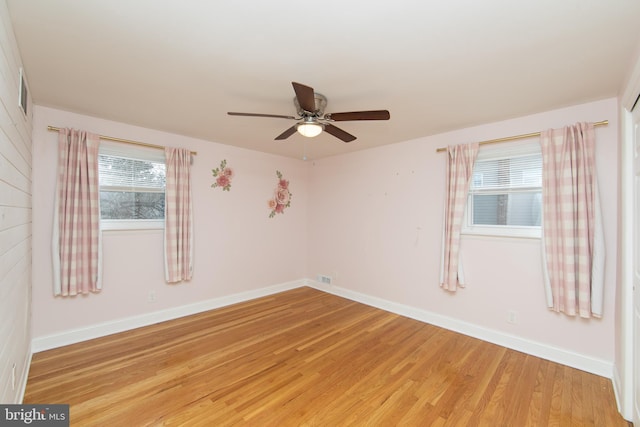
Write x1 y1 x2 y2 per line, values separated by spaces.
463 141 542 238
98 143 166 230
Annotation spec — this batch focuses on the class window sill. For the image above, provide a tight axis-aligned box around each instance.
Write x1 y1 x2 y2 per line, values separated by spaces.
461 226 541 239
101 220 164 231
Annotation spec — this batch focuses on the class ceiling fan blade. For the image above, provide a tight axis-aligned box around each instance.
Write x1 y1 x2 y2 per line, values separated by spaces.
228 112 297 119
275 126 298 140
324 124 357 143
292 82 316 112
326 110 390 121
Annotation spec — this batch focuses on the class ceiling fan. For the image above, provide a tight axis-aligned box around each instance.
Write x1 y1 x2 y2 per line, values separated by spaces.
227 82 390 143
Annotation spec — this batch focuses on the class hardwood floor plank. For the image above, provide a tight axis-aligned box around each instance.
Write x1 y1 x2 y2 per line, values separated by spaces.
476 350 522 426
561 365 574 426
523 358 551 426
580 367 596 427
571 366 585 426
24 287 629 426
462 344 507 413
509 355 541 425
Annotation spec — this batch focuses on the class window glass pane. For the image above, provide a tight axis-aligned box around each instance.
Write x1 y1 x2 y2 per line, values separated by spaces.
472 192 542 227
100 191 165 219
472 194 500 225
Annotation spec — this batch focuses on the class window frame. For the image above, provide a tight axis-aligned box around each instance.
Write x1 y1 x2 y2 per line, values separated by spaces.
461 140 542 239
98 142 166 231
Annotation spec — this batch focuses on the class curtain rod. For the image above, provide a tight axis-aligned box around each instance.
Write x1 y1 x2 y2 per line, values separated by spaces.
47 126 198 156
435 120 608 153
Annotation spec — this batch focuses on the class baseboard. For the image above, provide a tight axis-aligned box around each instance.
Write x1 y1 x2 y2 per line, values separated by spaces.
612 363 633 421
32 280 304 353
307 280 614 379
17 348 32 403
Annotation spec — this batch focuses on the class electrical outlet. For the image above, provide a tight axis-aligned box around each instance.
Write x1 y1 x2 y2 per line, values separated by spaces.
507 310 518 324
147 291 157 303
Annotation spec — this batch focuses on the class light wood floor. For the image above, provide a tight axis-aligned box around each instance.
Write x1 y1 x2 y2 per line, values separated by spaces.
25 287 630 426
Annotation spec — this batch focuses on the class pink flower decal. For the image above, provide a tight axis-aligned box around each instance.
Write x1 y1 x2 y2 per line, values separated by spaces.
212 159 233 191
216 175 230 188
276 187 291 205
269 170 292 218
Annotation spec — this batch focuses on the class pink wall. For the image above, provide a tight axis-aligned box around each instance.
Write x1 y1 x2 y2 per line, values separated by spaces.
32 98 620 365
307 98 619 362
32 106 308 338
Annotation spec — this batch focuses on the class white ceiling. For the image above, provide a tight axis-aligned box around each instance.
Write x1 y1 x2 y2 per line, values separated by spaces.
7 1 640 160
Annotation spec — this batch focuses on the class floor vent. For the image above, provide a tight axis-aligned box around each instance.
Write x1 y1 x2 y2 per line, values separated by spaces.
317 275 332 285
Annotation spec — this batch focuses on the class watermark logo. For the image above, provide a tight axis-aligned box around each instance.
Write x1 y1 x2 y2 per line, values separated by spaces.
0 405 69 426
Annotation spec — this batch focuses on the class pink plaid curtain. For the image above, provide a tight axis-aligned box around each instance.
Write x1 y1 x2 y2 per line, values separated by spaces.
52 128 101 296
440 142 479 292
540 122 605 318
164 147 193 283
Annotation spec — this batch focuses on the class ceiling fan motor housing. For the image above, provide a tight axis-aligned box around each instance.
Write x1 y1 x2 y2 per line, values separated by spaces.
294 93 327 117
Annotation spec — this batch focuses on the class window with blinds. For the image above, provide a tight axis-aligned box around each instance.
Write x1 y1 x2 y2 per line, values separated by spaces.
98 143 166 228
463 141 542 238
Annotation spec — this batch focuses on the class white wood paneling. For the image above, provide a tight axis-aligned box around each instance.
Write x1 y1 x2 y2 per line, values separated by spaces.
0 0 32 404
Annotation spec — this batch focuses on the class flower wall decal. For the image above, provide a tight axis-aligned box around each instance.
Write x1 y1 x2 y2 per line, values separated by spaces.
268 171 292 218
211 159 233 191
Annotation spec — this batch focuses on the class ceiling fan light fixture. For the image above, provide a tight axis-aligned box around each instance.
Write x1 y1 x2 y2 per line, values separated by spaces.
296 121 324 138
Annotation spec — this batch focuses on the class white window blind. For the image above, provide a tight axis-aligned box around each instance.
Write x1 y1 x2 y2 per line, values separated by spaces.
98 155 166 192
464 141 542 237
